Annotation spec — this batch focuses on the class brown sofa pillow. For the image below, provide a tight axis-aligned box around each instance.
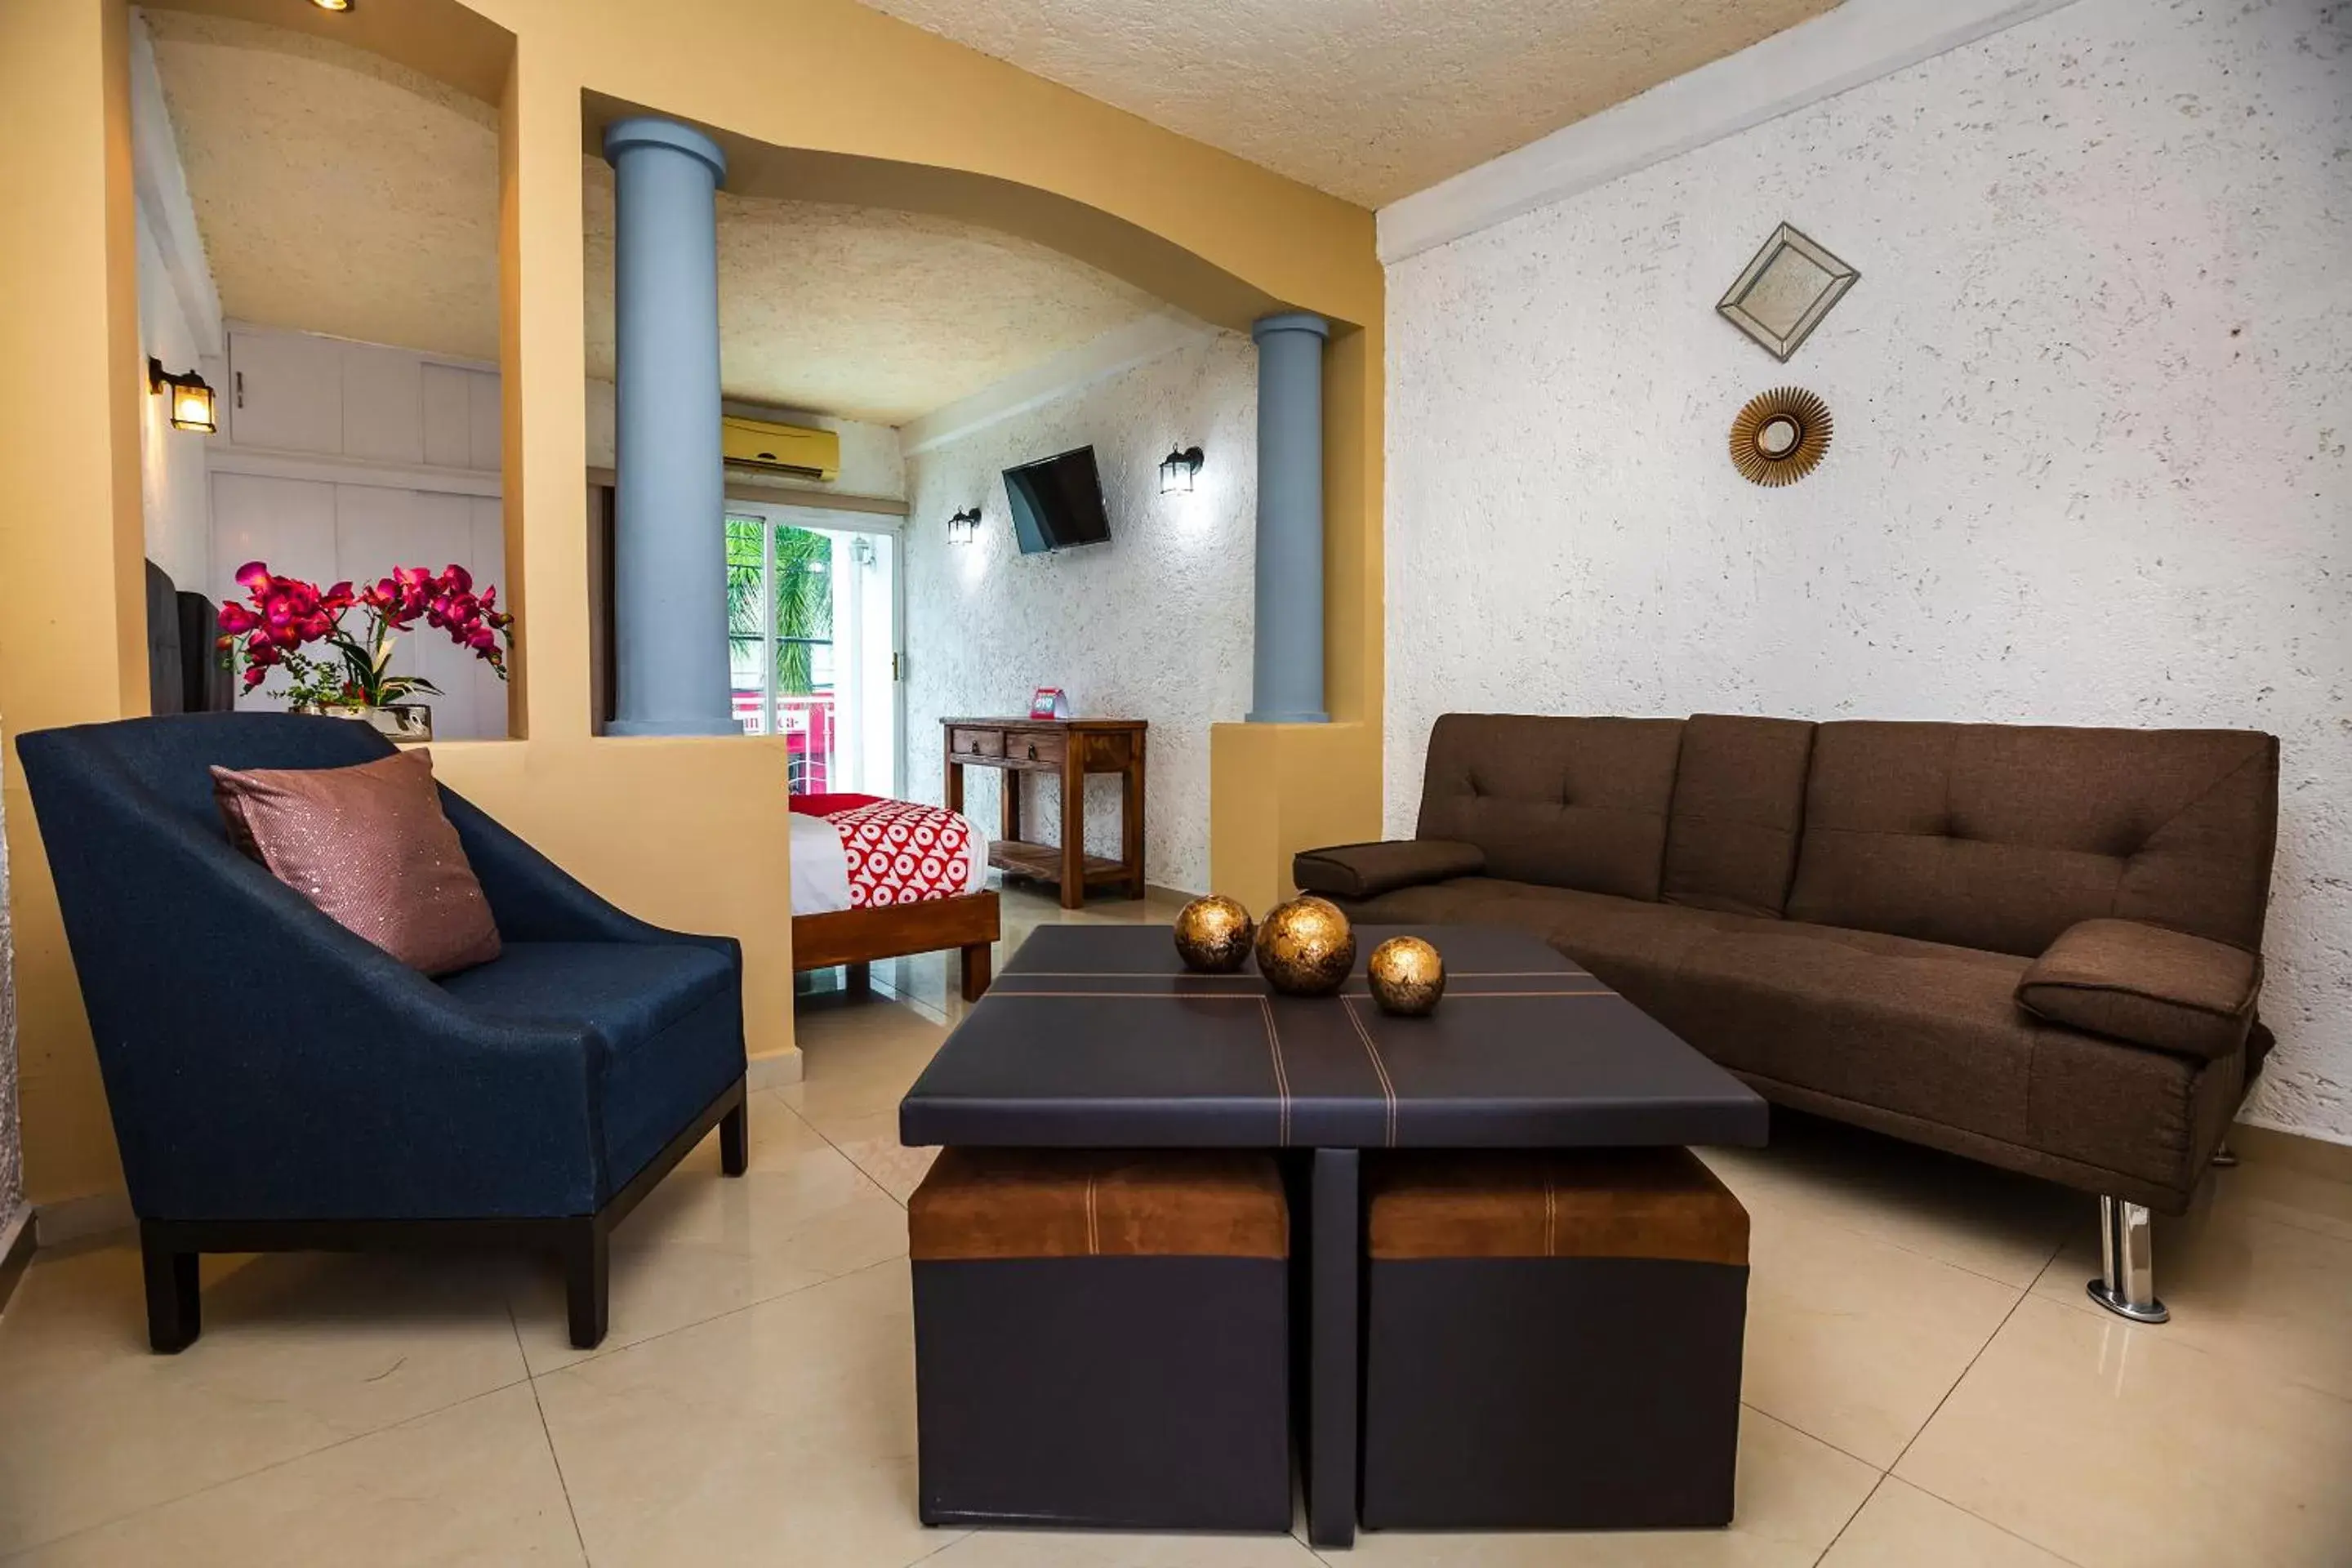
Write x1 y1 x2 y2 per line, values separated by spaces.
1294 839 1486 901
2016 918 2260 1060
212 747 502 977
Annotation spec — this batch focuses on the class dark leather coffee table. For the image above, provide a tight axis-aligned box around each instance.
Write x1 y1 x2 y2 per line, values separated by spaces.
900 923 1767 1548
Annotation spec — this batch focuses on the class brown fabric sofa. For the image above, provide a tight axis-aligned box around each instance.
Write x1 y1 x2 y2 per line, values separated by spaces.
1298 714 2278 1318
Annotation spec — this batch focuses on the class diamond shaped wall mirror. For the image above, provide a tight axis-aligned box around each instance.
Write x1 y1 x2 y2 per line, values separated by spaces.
1717 223 1858 363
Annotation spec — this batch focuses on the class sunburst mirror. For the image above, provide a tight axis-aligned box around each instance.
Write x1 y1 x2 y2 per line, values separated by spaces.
1729 387 1833 487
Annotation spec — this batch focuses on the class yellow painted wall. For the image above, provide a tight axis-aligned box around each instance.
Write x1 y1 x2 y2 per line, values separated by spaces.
1 0 1384 1214
0 0 151 1206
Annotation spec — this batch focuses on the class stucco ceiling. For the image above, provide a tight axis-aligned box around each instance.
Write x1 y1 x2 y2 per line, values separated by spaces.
581 163 1160 425
859 0 1841 207
145 10 503 365
145 11 1160 425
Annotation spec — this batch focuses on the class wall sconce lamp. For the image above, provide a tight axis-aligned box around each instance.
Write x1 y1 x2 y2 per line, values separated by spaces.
1158 445 1205 496
310 0 357 13
148 358 218 434
947 507 982 546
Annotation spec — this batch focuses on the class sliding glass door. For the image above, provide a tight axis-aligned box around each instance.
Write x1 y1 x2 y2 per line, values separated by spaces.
725 506 902 796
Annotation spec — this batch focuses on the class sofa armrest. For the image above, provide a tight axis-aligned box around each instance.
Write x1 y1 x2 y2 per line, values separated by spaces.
2017 918 2261 1060
1294 840 1486 901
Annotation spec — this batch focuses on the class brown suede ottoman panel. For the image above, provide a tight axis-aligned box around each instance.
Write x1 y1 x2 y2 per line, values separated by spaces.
1661 714 1817 918
1415 715 1686 901
909 1147 1289 1260
1368 1148 1748 1265
1787 722 2278 956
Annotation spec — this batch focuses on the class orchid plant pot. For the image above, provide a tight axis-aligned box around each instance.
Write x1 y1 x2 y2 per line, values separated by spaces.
292 701 434 745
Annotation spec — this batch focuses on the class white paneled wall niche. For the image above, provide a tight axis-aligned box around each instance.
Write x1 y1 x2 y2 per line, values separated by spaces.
208 325 509 739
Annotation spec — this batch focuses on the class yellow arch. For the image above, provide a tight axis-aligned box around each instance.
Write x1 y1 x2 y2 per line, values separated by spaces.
0 0 1384 1209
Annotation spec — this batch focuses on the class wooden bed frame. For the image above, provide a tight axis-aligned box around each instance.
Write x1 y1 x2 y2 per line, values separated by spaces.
791 889 1000 1004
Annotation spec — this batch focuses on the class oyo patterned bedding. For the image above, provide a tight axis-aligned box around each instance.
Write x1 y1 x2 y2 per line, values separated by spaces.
788 792 989 915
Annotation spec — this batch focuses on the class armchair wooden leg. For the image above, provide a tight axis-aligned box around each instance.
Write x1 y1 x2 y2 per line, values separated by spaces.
845 961 871 998
960 941 992 1004
140 1223 200 1354
565 1221 611 1350
720 1094 749 1177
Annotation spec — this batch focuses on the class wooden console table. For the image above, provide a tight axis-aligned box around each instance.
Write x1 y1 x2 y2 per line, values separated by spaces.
942 716 1146 910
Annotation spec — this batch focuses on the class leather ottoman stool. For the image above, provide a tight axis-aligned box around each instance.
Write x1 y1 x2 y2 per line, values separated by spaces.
908 1147 1292 1530
1361 1147 1750 1530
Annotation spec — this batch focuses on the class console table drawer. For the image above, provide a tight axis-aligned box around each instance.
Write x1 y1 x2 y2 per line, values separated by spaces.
1009 732 1065 768
951 727 1004 760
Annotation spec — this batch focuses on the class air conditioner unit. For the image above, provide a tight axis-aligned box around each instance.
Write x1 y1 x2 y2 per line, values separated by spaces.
721 416 840 482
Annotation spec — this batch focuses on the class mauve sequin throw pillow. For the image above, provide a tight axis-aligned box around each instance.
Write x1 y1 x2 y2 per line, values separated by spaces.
212 747 503 977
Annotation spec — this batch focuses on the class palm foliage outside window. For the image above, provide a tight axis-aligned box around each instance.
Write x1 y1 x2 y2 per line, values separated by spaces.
727 518 834 699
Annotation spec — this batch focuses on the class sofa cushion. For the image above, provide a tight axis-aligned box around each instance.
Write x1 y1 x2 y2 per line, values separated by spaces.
438 939 735 1040
1329 877 1598 942
1661 715 1815 918
2018 919 2261 1060
439 940 744 1194
1294 839 1486 900
1414 715 1684 901
1785 721 2278 957
1539 894 2226 1197
909 1148 1289 1260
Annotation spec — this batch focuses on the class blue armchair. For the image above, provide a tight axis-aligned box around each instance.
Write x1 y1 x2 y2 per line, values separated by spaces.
15 713 748 1352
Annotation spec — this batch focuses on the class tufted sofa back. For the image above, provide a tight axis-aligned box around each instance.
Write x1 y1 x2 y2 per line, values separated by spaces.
1784 720 2278 956
1415 714 1686 900
1413 712 2280 958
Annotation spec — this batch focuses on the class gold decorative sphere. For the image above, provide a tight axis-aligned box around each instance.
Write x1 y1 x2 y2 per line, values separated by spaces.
1368 935 1447 1017
1254 897 1357 997
1174 893 1256 973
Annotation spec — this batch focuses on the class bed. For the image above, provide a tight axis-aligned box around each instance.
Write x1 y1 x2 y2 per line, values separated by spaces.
788 793 1000 1003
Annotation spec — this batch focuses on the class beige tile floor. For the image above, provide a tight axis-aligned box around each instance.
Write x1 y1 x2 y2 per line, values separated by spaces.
3 882 2350 1566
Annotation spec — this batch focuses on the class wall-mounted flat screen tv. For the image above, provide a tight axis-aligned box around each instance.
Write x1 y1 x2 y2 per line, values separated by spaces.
1003 445 1111 555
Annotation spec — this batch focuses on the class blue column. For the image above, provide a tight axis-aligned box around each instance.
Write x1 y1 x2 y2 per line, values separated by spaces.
1248 311 1330 724
603 117 733 737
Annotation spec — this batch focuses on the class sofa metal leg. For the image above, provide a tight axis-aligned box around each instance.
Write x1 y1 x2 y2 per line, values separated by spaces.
140 1223 201 1353
719 1094 749 1177
565 1221 611 1350
2211 1140 2240 1169
2085 1196 2168 1325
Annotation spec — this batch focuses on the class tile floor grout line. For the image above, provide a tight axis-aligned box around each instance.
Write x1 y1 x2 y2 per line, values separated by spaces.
504 1098 911 1374
1728 1174 2075 1295
525 1254 911 1384
1809 1471 1893 1566
1884 1279 2034 1478
1737 1398 1886 1477
894 1526 978 1566
772 1088 916 1211
1851 1264 2055 1560
0 1374 539 1564
511 1294 595 1566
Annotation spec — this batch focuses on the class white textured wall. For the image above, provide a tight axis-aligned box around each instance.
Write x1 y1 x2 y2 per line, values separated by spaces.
904 332 1258 893
135 208 212 590
1385 0 2351 1139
